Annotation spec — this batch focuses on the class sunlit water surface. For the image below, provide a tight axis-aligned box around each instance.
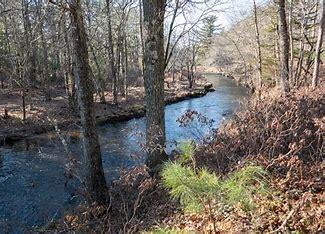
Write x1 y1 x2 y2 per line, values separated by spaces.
0 74 248 233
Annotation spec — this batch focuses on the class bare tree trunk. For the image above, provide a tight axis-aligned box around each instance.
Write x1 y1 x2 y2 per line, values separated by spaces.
278 0 290 93
106 0 118 105
294 20 306 86
139 0 145 76
3 13 11 55
117 6 130 98
294 3 309 87
164 0 180 69
62 13 77 111
89 44 106 103
142 0 168 173
17 54 27 121
11 7 28 120
117 13 126 97
288 0 294 82
224 34 248 82
190 44 196 89
85 0 106 103
3 10 11 88
274 24 280 86
22 88 26 121
302 2 318 82
172 62 176 83
116 23 122 95
186 63 191 88
121 31 126 97
40 25 51 101
312 0 324 88
253 0 262 91
69 0 107 205
22 0 37 86
35 0 51 101
123 32 128 98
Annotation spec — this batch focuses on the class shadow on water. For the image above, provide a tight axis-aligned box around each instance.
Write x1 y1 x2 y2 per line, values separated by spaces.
0 74 249 232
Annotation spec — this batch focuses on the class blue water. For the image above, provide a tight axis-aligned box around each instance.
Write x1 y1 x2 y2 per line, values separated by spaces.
0 74 248 233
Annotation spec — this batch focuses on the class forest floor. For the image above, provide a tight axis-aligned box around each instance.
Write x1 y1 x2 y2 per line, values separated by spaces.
56 81 324 233
0 76 213 145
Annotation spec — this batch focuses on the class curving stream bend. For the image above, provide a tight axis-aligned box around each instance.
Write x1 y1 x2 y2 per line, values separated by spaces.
0 74 249 233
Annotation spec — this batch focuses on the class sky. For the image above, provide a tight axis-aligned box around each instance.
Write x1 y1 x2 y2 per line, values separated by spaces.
169 0 270 35
217 0 269 28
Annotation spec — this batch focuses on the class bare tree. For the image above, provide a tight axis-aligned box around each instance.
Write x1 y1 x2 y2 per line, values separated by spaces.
37 0 51 101
164 0 221 70
85 0 106 103
312 0 324 88
182 33 199 89
62 12 77 110
115 0 134 98
222 33 249 82
22 0 37 86
277 0 290 93
293 2 311 86
288 0 294 82
302 1 320 82
253 0 262 91
139 0 145 75
142 0 168 173
68 0 108 204
106 0 118 105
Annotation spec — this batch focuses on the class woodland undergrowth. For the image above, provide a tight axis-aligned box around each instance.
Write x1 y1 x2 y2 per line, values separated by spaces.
56 84 324 233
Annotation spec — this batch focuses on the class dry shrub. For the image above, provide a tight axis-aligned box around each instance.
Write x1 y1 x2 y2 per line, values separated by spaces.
59 85 324 233
199 84 324 191
59 166 177 233
182 85 324 232
140 85 324 233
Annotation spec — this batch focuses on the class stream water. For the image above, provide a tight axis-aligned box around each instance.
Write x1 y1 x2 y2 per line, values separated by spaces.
0 74 249 233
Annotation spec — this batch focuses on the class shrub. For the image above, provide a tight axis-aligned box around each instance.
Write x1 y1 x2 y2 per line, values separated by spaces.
200 86 324 189
161 162 219 213
161 160 270 234
176 141 196 166
162 161 270 212
220 166 269 211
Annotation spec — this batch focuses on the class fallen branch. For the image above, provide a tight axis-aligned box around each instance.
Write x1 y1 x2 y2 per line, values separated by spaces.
270 208 296 233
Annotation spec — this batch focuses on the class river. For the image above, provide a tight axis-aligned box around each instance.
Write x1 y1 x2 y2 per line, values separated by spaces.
0 74 249 233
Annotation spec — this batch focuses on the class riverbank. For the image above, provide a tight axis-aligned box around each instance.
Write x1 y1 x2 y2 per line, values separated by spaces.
197 66 254 91
58 83 324 233
1 74 245 234
0 79 214 145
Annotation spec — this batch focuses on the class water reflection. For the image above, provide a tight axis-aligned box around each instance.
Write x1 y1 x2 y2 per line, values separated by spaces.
0 74 248 232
